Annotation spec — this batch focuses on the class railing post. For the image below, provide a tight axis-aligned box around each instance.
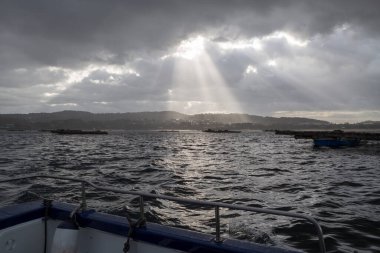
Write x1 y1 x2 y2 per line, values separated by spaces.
316 224 326 253
81 182 87 211
214 206 221 243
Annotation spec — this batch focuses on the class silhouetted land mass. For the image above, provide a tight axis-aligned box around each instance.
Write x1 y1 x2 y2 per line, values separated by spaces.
0 110 379 130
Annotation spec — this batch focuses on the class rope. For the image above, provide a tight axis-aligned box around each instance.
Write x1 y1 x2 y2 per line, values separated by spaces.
123 213 146 253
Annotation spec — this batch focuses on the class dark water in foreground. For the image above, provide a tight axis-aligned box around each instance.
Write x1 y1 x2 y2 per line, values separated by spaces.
0 130 379 253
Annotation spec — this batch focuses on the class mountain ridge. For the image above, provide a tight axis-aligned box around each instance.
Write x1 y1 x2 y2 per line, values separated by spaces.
0 110 378 130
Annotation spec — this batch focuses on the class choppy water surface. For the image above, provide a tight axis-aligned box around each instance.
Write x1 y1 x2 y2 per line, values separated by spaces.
0 130 379 252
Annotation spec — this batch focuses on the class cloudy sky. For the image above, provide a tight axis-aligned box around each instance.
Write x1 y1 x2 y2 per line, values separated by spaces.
1 0 379 122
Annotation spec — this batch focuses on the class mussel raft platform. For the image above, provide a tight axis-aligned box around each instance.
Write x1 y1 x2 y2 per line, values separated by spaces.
50 129 108 134
275 130 380 147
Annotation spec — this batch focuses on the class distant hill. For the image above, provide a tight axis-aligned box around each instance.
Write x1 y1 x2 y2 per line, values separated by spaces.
0 110 378 130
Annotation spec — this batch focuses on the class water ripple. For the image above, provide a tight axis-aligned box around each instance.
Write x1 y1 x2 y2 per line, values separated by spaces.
0 130 379 253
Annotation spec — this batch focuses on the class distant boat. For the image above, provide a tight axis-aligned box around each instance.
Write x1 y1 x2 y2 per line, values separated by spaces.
313 138 360 148
203 129 241 133
50 129 108 135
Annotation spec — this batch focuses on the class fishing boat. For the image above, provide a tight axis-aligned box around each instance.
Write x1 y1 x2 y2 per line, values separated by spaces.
313 138 361 148
0 175 326 253
50 129 108 135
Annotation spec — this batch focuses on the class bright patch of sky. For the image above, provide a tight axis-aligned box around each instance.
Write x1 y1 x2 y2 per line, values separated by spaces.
267 60 277 67
245 65 258 74
162 36 206 60
264 31 309 47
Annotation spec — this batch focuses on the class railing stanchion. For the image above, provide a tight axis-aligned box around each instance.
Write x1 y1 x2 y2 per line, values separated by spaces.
215 206 221 243
81 182 87 210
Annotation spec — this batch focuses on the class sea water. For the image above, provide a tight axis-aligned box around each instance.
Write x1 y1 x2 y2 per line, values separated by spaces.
0 130 379 252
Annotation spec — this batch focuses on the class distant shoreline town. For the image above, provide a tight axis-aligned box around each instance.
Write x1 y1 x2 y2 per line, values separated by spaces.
0 110 379 131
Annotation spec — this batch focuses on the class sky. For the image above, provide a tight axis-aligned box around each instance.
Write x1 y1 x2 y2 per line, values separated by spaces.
0 0 379 123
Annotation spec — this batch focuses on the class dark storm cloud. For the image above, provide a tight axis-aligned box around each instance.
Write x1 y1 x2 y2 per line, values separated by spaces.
1 0 380 121
1 0 380 66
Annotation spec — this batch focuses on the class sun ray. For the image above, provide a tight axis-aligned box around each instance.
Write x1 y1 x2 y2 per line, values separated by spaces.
164 32 313 117
165 35 246 116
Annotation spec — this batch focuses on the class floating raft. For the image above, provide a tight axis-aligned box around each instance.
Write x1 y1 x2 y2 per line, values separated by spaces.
51 129 108 135
275 130 380 141
203 129 241 133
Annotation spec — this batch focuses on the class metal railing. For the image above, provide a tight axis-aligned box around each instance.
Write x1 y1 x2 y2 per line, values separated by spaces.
0 174 326 253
